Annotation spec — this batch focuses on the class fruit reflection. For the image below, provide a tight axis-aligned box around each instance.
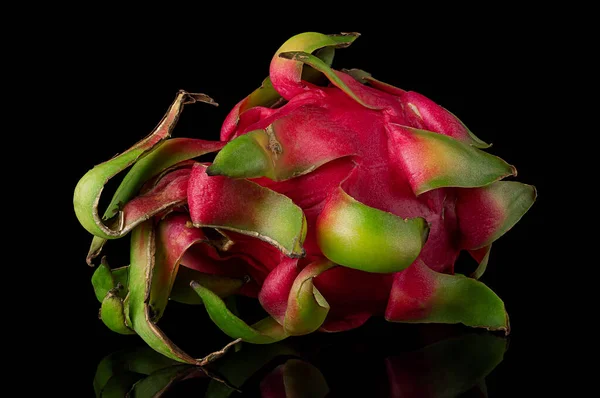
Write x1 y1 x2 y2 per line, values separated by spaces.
94 324 506 397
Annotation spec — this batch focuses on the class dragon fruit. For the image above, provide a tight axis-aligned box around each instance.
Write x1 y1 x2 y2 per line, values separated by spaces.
74 32 535 364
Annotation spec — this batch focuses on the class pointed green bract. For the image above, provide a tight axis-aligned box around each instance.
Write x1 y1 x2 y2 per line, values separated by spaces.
128 221 197 363
238 77 282 114
91 260 115 302
86 138 224 264
88 237 107 267
106 139 225 222
430 272 508 331
457 181 537 250
127 220 241 364
149 214 211 321
91 259 128 302
189 163 307 257
387 125 516 195
191 280 288 344
301 46 335 84
270 32 360 99
343 68 373 84
343 68 407 96
90 167 192 267
208 108 356 181
275 32 359 55
386 261 508 332
317 187 428 273
400 90 491 148
169 267 246 305
74 91 216 240
278 51 377 109
222 46 340 139
284 259 335 335
208 130 275 179
91 261 243 307
100 290 136 335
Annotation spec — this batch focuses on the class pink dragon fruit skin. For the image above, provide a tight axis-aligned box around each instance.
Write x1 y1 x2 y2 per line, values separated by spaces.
208 32 533 333
74 32 535 364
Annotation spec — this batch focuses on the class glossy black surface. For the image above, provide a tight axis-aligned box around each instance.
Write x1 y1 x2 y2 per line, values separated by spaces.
92 320 507 397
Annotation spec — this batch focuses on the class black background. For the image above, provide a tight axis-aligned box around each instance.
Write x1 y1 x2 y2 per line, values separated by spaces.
37 15 574 396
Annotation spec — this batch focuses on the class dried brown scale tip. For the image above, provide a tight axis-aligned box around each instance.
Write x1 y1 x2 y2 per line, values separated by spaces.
181 91 219 106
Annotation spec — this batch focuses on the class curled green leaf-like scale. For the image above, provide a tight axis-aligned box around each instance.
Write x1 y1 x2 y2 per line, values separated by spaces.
128 221 196 363
387 124 516 195
127 221 240 365
317 187 428 273
386 261 509 333
343 68 407 96
191 280 288 344
284 259 335 335
189 163 307 257
279 51 377 109
86 140 224 265
457 181 537 250
169 267 246 306
92 258 128 302
208 107 356 181
74 91 217 241
100 290 135 335
270 32 360 100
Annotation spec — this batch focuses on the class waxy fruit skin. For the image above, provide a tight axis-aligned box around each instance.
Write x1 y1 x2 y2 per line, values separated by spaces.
75 32 536 362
